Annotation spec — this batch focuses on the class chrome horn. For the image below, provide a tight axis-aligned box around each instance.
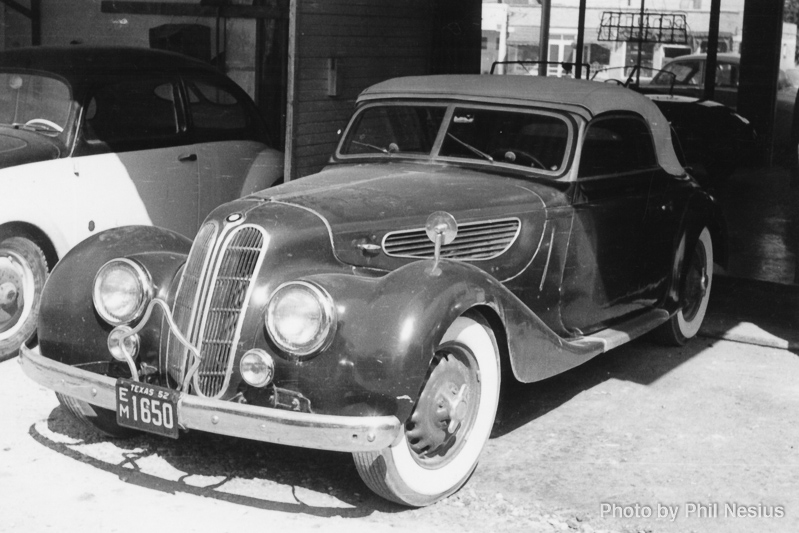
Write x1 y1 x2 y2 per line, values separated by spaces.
425 211 458 276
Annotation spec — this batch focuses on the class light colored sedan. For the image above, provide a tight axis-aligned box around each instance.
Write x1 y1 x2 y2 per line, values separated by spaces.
0 46 283 360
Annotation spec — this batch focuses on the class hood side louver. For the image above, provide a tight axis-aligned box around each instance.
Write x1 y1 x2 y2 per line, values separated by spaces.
382 218 521 261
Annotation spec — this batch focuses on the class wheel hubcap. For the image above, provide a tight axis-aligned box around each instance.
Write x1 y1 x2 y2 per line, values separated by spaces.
405 343 480 468
0 252 32 336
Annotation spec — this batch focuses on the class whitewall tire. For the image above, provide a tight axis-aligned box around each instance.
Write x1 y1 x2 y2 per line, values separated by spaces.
354 315 500 506
656 227 713 345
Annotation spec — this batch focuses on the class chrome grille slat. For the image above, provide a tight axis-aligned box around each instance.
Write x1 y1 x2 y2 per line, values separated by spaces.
166 223 217 384
193 226 265 398
383 218 520 260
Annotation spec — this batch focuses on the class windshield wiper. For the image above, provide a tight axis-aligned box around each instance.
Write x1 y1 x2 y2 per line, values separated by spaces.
446 133 494 163
351 140 390 154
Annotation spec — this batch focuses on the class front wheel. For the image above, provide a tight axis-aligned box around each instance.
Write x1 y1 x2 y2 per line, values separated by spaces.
353 316 500 506
0 237 48 362
655 227 713 345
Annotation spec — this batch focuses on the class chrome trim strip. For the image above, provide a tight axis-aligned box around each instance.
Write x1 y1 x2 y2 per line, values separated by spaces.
19 346 401 453
501 219 547 284
539 227 555 292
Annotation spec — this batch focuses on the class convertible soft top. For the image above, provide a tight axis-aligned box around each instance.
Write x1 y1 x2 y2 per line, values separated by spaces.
359 74 684 176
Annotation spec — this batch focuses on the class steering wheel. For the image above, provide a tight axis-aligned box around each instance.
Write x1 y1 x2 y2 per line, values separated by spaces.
25 118 63 133
603 78 624 86
490 148 546 169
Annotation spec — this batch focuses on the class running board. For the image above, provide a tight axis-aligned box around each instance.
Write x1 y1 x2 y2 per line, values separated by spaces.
570 309 671 353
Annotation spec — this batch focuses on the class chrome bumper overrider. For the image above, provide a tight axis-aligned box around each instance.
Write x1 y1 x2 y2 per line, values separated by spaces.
19 346 401 453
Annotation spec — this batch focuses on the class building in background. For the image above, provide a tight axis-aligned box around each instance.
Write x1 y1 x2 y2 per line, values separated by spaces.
482 0 796 77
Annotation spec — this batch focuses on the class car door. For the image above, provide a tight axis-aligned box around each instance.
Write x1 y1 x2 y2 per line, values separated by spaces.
560 114 662 335
72 76 200 241
183 76 283 225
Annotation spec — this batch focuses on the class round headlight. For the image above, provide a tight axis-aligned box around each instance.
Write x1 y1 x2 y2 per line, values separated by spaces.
240 349 275 388
93 258 153 326
265 281 336 357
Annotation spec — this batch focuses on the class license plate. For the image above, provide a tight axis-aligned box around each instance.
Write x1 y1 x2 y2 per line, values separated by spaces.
116 379 180 439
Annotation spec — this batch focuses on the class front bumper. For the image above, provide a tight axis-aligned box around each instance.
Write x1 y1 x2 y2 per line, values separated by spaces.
20 346 401 453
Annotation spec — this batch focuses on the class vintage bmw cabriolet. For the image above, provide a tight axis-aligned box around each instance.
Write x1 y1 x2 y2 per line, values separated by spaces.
20 75 725 506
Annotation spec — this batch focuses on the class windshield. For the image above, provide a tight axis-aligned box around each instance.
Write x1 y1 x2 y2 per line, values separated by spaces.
651 61 702 86
339 103 571 174
0 73 71 134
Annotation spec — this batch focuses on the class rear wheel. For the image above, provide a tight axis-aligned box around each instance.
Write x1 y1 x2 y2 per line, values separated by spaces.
656 227 713 345
56 393 136 438
0 237 48 362
353 316 500 506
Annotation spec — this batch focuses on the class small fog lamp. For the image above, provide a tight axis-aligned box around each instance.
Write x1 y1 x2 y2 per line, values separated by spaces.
107 325 140 361
240 349 275 388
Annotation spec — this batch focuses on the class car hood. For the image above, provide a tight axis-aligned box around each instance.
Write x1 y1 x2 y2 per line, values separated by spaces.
0 127 61 169
252 162 559 276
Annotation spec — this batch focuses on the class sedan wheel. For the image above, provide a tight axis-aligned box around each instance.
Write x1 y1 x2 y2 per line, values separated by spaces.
353 316 500 506
0 237 48 362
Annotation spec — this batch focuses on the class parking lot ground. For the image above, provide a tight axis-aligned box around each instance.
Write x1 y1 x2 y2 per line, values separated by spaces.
2 320 797 533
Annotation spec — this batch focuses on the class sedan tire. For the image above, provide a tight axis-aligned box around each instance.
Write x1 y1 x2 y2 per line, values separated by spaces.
0 237 47 362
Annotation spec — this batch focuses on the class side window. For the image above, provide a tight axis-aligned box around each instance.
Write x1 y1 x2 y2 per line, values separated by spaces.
84 78 180 149
578 116 657 178
716 62 738 88
185 78 253 141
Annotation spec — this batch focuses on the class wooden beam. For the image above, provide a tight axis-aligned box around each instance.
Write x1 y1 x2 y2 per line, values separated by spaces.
100 1 287 19
0 0 32 19
31 0 40 45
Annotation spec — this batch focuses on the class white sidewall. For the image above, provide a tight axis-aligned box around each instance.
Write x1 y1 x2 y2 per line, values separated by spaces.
676 227 713 338
389 317 499 496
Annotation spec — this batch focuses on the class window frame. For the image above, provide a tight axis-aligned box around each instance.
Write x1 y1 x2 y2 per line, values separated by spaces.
576 113 660 180
76 75 188 155
181 74 265 145
336 100 576 179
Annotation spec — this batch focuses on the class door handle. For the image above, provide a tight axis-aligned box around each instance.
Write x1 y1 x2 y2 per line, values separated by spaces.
178 153 198 162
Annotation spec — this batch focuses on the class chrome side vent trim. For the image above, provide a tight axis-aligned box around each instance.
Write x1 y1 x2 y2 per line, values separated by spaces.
382 218 521 260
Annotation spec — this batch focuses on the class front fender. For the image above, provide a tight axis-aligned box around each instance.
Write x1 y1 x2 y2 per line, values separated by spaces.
38 225 191 366
302 259 598 422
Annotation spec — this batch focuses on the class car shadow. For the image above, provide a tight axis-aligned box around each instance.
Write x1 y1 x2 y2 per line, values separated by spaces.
30 406 405 517
492 336 710 437
29 335 710 515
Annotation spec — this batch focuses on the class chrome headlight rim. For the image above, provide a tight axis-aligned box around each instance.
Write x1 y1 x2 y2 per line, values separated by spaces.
239 348 276 388
265 280 337 358
92 258 154 326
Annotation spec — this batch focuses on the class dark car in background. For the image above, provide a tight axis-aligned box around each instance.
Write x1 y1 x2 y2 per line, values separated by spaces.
0 46 283 361
594 62 757 189
20 75 724 506
650 53 795 158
